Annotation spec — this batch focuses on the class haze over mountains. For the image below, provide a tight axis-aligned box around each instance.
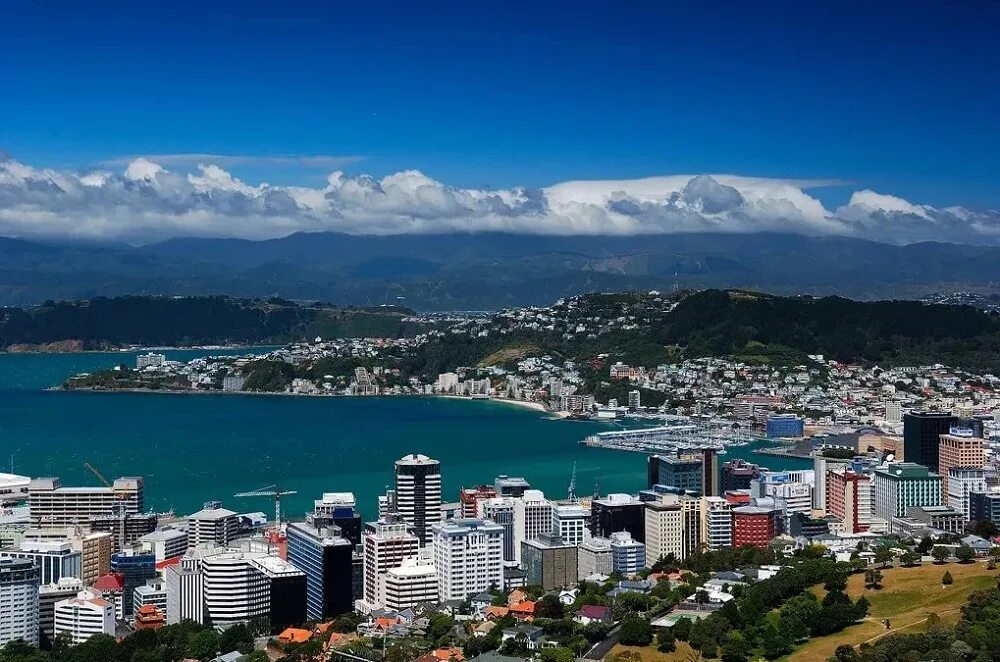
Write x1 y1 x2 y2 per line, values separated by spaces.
3 231 1000 310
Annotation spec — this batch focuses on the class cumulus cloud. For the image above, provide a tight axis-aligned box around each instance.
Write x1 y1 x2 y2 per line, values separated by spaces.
0 156 997 244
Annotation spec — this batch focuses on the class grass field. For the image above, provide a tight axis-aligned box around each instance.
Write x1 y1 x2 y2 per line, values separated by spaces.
608 561 996 662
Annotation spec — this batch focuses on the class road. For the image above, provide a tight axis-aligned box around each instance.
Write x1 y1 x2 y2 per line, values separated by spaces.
585 626 620 660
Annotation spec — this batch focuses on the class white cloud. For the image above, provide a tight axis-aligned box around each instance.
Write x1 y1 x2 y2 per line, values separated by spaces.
103 153 364 169
0 156 996 244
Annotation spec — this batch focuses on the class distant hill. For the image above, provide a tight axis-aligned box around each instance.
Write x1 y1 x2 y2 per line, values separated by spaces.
4 231 1000 309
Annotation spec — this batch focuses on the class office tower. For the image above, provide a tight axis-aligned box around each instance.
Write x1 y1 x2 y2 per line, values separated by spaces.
513 489 553 563
751 470 814 519
939 429 984 497
788 512 832 537
721 459 760 492
164 558 204 625
395 454 442 546
970 490 1000 526
826 467 873 533
551 504 588 546
903 410 956 471
286 516 354 619
200 551 270 630
765 415 805 438
647 454 702 493
111 550 156 617
628 390 641 409
480 497 516 562
578 537 613 579
732 506 780 548
132 579 168 622
313 493 362 548
494 475 531 498
5 540 81 584
379 557 439 611
249 556 307 634
884 401 903 424
80 532 114 586
590 493 645 543
0 557 40 646
948 468 988 520
701 449 720 497
188 503 240 547
609 531 645 575
644 494 700 565
53 590 115 645
522 532 577 590
362 516 421 606
138 528 188 562
460 485 498 518
813 454 852 510
874 463 943 522
89 511 158 548
38 577 82 648
28 476 143 530
432 519 504 601
699 496 733 551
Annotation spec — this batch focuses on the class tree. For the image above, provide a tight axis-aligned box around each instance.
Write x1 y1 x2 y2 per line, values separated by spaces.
760 621 792 659
673 617 693 641
990 546 1000 560
218 623 254 655
657 628 676 653
824 572 848 592
916 536 934 555
834 644 857 662
700 638 719 659
900 550 920 567
535 594 565 619
956 544 976 564
539 647 576 662
942 571 954 585
186 630 220 662
864 568 883 590
619 614 653 646
720 631 751 662
972 519 999 539
245 652 269 662
932 546 950 564
874 546 894 568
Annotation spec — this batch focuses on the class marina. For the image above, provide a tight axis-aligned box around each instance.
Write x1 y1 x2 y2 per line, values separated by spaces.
581 414 755 454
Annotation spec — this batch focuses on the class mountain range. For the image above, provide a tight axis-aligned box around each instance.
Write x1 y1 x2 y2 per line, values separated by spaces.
3 231 1000 310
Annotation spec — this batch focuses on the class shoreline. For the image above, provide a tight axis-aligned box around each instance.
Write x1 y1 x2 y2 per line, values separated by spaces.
3 344 278 356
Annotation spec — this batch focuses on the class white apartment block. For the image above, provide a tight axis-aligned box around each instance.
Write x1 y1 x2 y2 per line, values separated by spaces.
200 551 270 629
700 497 733 551
432 519 504 601
164 557 204 625
378 557 438 610
362 517 420 606
187 505 239 547
0 557 40 647
139 527 189 562
513 489 553 563
551 504 589 547
28 477 143 529
948 468 988 520
53 591 115 645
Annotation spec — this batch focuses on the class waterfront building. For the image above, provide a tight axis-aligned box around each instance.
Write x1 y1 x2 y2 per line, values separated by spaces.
480 497 516 562
903 411 956 471
286 516 354 619
609 531 645 575
379 557 439 610
521 532 577 590
873 463 943 522
395 454 442 546
513 489 553 563
188 503 240 547
590 493 645 543
81 531 114 586
111 550 156 617
138 528 189 562
460 485 497 518
644 494 700 565
0 472 30 505
201 551 270 630
732 506 780 549
494 475 531 498
38 577 82 648
938 429 984 498
948 468 988 520
314 493 362 548
766 415 805 438
551 504 588 547
699 496 733 550
5 540 81 585
578 537 613 579
721 459 760 493
28 476 143 530
0 557 40 647
432 519 504 601
969 490 1000 526
361 516 421 606
136 352 166 369
89 511 158 548
647 454 702 493
248 555 307 634
53 590 115 645
826 467 873 533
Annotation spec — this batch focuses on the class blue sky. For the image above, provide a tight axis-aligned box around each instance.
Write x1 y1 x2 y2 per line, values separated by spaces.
1 1 997 207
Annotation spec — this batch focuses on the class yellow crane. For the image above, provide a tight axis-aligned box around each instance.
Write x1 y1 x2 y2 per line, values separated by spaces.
83 462 128 546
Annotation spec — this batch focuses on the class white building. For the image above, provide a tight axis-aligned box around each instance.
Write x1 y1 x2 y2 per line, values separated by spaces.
200 551 270 629
379 557 438 610
752 471 814 519
53 590 115 645
362 517 421 607
948 467 988 520
164 555 204 625
432 519 504 601
513 489 553 563
133 579 168 621
5 540 81 585
609 531 645 575
38 577 82 647
551 504 589 547
395 454 442 546
578 537 613 580
0 472 30 505
28 476 143 530
700 497 733 551
187 504 239 547
0 557 40 646
644 494 700 565
138 527 189 561
480 497 516 562
136 353 166 369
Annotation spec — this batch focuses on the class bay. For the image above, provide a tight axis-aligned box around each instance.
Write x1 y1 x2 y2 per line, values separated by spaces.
0 351 809 521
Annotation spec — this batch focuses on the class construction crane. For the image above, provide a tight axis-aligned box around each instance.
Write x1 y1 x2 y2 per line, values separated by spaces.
84 462 128 547
234 484 297 526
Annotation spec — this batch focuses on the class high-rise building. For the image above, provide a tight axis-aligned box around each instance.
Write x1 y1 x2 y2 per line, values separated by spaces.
948 468 988 520
201 551 270 630
699 496 733 551
751 470 814 519
938 429 984 498
721 459 760 493
379 557 438 611
494 475 531 498
362 516 420 607
480 497 516 562
648 454 702 493
164 555 204 625
38 577 82 648
884 401 902 425
89 511 158 549
314 493 362 548
248 555 307 634
459 486 497 518
590 494 645 543
513 490 553 563
395 454 442 546
80 532 114 586
522 532 578 590
578 537 613 579
53 590 115 645
701 449 720 497
110 550 156 617
732 506 780 549
969 490 1000 526
874 463 943 522
137 528 189 563
903 411 956 471
627 390 641 409
432 519 504 601
813 454 852 510
826 467 873 533
187 503 240 547
644 494 700 565
5 540 81 585
609 531 645 575
0 557 40 647
286 516 354 619
551 504 588 547
28 476 143 530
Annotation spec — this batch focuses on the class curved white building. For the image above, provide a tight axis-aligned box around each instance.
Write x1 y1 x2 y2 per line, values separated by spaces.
53 590 115 645
201 551 269 629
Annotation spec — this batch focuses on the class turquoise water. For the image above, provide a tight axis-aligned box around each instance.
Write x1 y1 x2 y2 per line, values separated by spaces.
0 351 809 520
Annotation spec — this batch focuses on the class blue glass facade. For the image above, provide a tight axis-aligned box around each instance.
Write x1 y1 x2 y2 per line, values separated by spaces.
110 551 156 616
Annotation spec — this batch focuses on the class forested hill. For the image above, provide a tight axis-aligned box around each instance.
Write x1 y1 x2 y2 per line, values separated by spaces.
0 296 422 350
